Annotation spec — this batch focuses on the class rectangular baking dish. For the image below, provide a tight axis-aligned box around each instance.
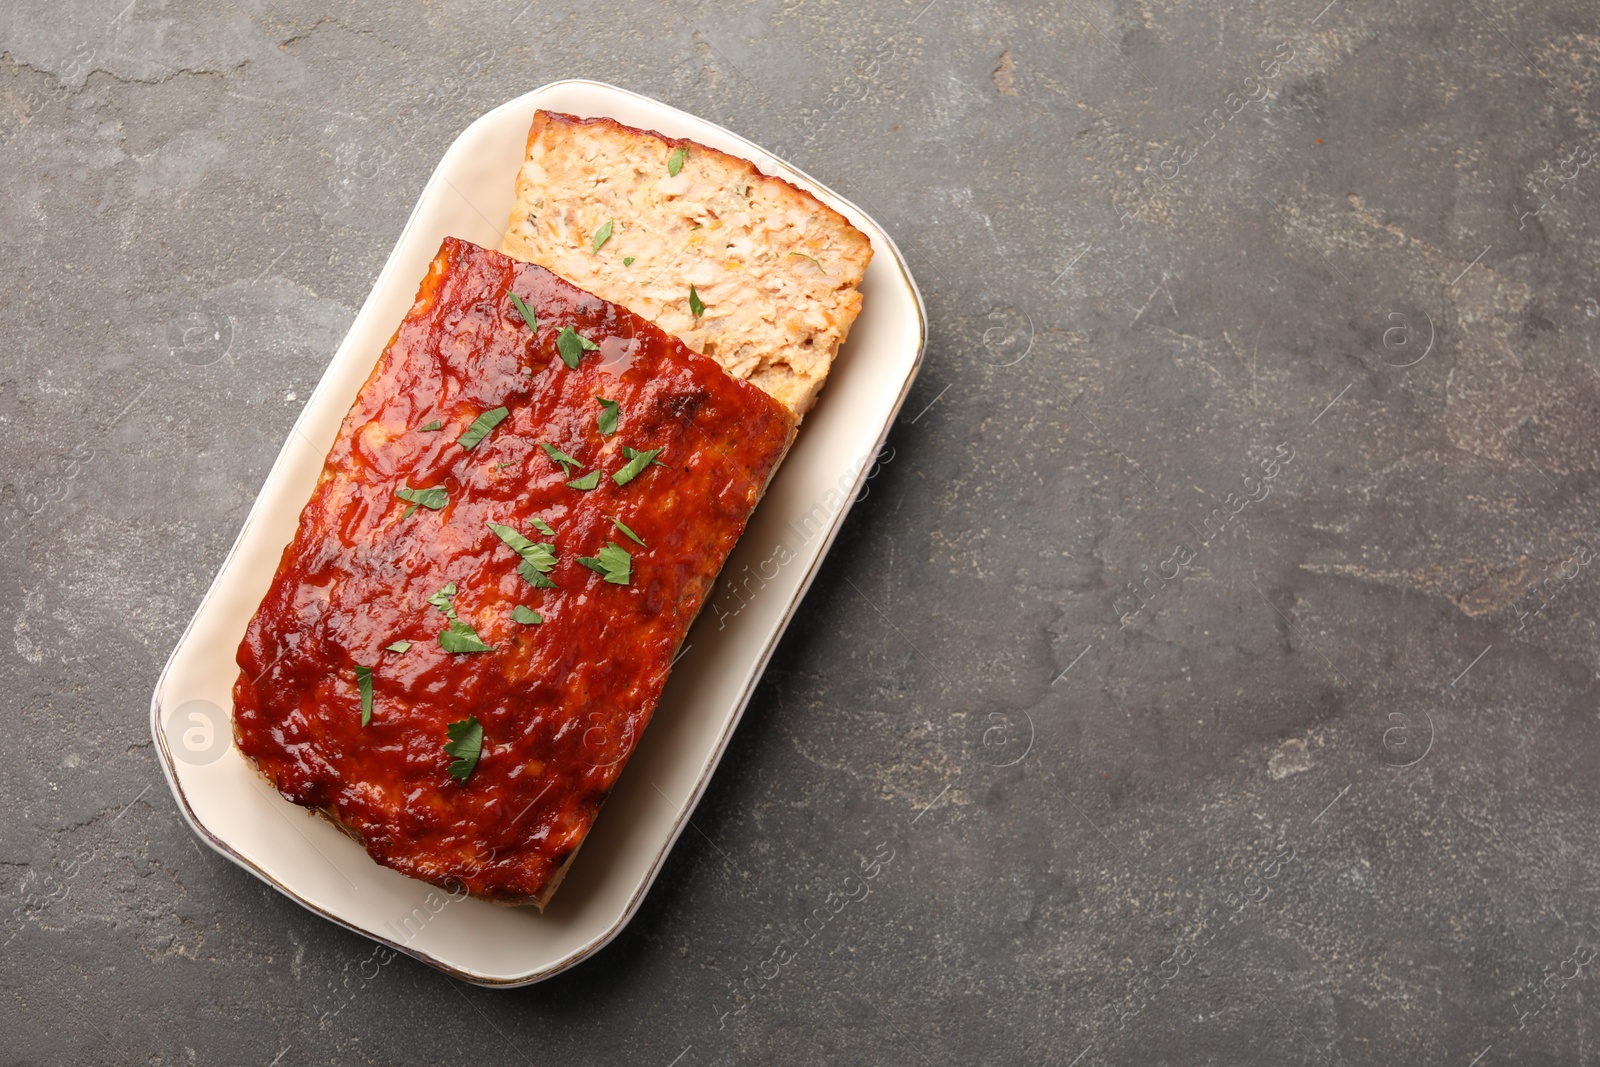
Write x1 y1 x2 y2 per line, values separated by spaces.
149 79 925 986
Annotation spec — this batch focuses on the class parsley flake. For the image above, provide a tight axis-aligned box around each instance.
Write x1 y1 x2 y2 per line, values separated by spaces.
623 445 668 468
789 251 827 273
426 582 459 619
488 521 557 588
530 517 556 537
591 219 614 253
539 441 582 476
386 640 412 654
457 406 509 450
511 605 543 625
420 420 443 432
396 484 448 519
625 445 668 466
596 397 620 436
355 665 374 726
443 716 483 782
507 290 538 333
556 326 599 368
612 517 646 546
689 284 705 318
567 470 602 491
438 619 494 653
623 256 635 266
668 146 687 176
577 541 632 585
613 447 664 486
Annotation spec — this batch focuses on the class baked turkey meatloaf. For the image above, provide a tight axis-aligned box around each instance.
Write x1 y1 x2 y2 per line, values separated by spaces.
500 109 873 418
232 236 795 906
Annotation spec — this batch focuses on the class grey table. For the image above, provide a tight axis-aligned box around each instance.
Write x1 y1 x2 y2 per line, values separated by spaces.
5 1 1599 1063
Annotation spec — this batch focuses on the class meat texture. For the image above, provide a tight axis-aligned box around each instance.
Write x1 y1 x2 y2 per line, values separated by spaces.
501 110 873 418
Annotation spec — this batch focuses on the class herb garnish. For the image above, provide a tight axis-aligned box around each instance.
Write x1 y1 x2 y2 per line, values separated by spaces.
668 146 688 176
539 441 582 476
577 542 632 585
789 251 827 272
439 619 494 653
567 470 602 491
613 447 664 486
457 406 509 450
556 326 599 368
689 284 705 318
488 521 557 587
507 290 538 333
355 665 374 726
592 220 614 253
530 517 556 537
396 484 448 519
511 606 543 625
386 640 412 654
623 256 635 266
424 582 494 651
612 517 646 546
426 582 459 619
420 420 443 432
596 398 620 436
443 716 483 782
624 445 667 468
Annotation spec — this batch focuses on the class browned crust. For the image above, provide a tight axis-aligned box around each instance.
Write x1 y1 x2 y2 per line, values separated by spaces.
524 109 865 241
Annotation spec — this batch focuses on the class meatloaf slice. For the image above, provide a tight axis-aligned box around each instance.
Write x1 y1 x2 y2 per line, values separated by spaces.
500 109 873 418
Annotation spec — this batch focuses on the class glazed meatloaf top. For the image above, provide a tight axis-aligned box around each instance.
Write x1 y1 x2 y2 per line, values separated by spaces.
500 109 873 418
232 236 795 906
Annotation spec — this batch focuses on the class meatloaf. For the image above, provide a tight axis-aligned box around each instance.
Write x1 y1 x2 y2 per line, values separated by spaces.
231 236 796 906
500 109 873 418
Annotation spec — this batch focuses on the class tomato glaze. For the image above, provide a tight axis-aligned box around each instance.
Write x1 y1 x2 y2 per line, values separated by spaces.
233 237 794 903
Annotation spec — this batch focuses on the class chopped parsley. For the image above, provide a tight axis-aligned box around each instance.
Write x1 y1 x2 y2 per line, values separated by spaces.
624 445 667 468
556 326 599 369
386 640 412 654
443 716 483 782
623 256 635 266
592 220 614 253
567 470 602 491
530 517 556 537
488 521 557 588
426 582 459 619
789 251 827 273
539 441 583 476
612 517 646 546
439 619 494 653
668 146 688 176
457 406 509 450
577 541 632 585
511 605 543 625
420 420 443 432
396 484 448 519
613 447 664 486
688 284 705 318
355 665 374 727
596 397 620 436
507 290 538 334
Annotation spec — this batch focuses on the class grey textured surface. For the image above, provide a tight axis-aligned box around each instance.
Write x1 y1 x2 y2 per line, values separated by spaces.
4 0 1600 1063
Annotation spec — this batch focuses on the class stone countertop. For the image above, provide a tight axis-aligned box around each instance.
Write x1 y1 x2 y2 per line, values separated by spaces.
4 1 1599 1063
